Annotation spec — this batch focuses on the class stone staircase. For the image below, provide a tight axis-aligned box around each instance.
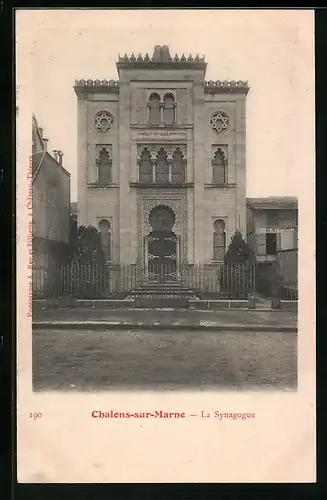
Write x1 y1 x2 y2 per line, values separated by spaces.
126 281 199 300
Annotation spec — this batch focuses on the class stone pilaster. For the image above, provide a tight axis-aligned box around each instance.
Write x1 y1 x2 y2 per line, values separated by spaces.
77 95 88 225
235 97 247 236
118 80 132 263
89 143 97 183
193 81 205 263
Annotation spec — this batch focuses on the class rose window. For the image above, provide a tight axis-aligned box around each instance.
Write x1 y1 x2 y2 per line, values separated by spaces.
94 111 114 132
210 111 229 133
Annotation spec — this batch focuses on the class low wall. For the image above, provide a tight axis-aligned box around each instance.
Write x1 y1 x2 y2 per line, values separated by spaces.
280 300 298 312
189 299 253 310
33 297 255 310
33 298 135 309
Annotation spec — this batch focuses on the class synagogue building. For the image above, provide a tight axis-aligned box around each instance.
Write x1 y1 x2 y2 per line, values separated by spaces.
74 45 249 281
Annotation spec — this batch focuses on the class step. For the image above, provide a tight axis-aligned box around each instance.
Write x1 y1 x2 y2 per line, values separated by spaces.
128 290 196 297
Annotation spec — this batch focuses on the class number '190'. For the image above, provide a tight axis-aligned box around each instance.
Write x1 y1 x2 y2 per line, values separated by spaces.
29 412 42 420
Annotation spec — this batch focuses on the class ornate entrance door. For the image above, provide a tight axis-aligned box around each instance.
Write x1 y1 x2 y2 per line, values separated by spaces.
148 230 177 282
147 205 177 282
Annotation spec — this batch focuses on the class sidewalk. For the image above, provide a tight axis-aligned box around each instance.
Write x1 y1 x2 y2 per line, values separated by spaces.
33 308 297 332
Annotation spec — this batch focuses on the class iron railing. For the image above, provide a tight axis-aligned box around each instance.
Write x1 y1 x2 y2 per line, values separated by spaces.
32 261 256 300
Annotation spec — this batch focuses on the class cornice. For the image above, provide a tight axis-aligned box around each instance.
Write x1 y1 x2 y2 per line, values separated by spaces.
204 80 249 95
117 61 207 71
130 182 194 189
204 183 236 189
74 79 120 95
116 51 206 72
73 78 249 96
87 183 119 188
130 124 193 130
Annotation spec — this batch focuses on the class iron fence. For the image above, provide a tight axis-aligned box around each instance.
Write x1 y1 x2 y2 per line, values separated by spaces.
32 261 256 300
255 260 298 301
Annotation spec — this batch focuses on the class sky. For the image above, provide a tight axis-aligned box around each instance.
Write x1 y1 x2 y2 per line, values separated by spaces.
25 9 314 201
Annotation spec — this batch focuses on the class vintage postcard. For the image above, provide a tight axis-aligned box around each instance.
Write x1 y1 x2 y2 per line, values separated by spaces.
16 9 315 483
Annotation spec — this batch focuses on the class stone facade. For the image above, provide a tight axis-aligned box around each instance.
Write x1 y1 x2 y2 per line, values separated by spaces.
74 45 249 274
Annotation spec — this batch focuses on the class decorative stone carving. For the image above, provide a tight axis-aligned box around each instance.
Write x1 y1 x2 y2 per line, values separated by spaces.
94 111 114 132
136 144 187 161
210 111 229 133
134 88 148 125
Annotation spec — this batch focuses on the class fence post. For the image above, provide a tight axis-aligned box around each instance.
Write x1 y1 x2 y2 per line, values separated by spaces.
271 261 281 309
247 262 256 309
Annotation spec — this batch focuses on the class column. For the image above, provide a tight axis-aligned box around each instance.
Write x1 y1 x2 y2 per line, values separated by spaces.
168 160 172 183
176 236 180 279
136 160 140 183
152 160 156 183
160 103 164 124
144 237 148 279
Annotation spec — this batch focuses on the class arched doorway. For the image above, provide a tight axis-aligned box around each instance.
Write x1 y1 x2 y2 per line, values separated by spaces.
148 205 177 282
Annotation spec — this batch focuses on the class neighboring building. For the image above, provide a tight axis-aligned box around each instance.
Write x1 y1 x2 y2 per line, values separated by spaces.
70 201 78 221
246 197 298 260
32 115 71 292
246 197 298 294
74 45 249 281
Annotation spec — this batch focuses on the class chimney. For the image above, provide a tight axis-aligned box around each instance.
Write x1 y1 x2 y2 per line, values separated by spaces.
42 138 48 152
53 150 58 161
57 150 63 166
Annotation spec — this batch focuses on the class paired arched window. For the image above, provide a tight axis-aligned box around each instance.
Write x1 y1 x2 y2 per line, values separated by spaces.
155 149 169 183
99 219 111 261
97 147 112 184
163 93 175 125
171 150 185 183
148 93 161 125
212 148 227 184
148 93 176 125
139 149 153 183
213 219 226 261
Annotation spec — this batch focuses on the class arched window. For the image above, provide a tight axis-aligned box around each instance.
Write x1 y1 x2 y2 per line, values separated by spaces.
213 219 226 261
139 149 153 183
99 219 111 261
171 149 185 183
163 93 175 125
148 93 161 125
155 148 169 183
212 148 227 184
97 147 112 184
